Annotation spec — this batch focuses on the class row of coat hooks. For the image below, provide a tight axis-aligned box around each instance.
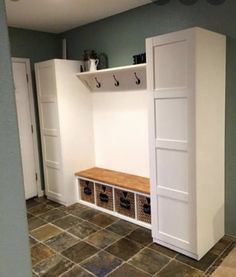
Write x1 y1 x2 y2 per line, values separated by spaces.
94 72 141 88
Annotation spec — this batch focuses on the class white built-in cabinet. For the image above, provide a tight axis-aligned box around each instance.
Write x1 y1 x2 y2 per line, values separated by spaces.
35 60 94 205
146 27 226 259
35 27 226 260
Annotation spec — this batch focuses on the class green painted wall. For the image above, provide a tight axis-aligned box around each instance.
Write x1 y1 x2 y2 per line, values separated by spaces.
8 27 62 189
0 1 31 276
9 27 61 64
62 1 236 235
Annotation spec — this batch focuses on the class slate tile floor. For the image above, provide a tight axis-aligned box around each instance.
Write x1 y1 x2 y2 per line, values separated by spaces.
27 197 236 277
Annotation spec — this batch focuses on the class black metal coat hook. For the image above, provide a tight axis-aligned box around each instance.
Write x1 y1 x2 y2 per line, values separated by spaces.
95 77 101 88
134 72 141 85
113 74 120 87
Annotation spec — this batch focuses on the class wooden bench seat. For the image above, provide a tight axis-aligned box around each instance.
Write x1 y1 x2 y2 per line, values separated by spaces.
75 167 150 194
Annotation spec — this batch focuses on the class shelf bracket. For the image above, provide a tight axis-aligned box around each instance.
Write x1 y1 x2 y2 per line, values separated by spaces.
113 74 120 87
134 72 141 85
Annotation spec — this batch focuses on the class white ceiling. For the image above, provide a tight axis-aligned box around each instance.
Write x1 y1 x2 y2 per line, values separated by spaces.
5 0 152 34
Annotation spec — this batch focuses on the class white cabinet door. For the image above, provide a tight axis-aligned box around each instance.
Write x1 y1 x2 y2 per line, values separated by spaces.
35 61 64 203
147 29 196 255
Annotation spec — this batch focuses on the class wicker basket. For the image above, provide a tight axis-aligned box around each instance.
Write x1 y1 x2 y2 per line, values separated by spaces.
79 179 95 203
115 189 135 218
96 183 113 211
137 195 151 223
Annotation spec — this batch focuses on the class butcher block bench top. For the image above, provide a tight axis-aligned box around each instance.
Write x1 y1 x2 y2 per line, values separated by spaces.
75 167 150 194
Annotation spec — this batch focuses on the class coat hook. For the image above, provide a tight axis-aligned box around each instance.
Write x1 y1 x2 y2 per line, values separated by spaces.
134 72 141 85
95 77 101 88
113 74 119 87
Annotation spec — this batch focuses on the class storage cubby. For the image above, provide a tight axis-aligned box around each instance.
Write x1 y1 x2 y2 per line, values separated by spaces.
115 189 135 219
79 179 95 204
137 195 151 224
95 183 113 211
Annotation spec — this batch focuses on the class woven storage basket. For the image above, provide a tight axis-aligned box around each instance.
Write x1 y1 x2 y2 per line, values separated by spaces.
115 189 135 218
137 195 151 223
96 183 113 211
80 179 95 203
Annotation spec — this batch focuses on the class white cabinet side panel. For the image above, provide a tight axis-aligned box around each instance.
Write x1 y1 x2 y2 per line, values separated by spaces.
195 29 226 257
55 60 95 205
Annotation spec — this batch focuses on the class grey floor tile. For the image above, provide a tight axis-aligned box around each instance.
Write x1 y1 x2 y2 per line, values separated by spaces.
29 236 38 247
86 229 120 249
106 219 138 236
129 248 170 275
156 260 203 277
80 251 122 277
26 198 40 209
53 215 83 230
46 200 63 208
148 243 177 258
108 263 150 277
31 243 55 266
28 217 47 231
30 224 62 242
60 265 94 277
39 208 68 222
210 236 233 256
28 203 54 216
106 237 142 261
77 208 101 220
33 254 74 277
126 227 152 246
88 213 118 228
67 221 100 239
64 203 89 213
27 213 34 219
62 241 98 263
176 251 218 272
34 197 49 204
45 232 79 252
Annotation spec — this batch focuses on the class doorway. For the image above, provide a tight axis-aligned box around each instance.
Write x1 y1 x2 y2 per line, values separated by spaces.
12 58 42 199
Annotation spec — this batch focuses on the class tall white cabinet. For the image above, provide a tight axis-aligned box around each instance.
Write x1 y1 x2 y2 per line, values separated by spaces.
146 27 226 259
35 59 94 206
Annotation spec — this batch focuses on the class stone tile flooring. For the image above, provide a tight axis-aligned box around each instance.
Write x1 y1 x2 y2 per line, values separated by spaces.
27 197 236 277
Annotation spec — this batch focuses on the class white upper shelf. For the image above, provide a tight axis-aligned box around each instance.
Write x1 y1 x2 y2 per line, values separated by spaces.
76 64 147 92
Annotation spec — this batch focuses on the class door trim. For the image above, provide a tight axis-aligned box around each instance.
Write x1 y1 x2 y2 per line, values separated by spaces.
12 57 44 198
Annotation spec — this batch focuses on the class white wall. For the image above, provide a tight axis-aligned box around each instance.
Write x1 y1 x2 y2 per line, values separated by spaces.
92 90 150 177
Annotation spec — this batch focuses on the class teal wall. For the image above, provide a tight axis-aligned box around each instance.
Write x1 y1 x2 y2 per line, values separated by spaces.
9 27 61 64
62 1 236 235
8 27 62 189
0 1 31 276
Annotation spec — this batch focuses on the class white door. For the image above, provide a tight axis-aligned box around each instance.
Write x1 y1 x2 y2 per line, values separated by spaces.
12 60 38 199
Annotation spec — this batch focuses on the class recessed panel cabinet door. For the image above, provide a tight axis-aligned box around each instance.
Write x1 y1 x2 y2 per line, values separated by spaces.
35 61 64 203
147 30 196 254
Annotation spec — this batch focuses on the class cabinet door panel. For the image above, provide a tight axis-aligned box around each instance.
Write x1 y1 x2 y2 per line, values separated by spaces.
155 98 187 141
158 197 190 244
38 66 57 97
156 149 188 193
154 40 188 89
